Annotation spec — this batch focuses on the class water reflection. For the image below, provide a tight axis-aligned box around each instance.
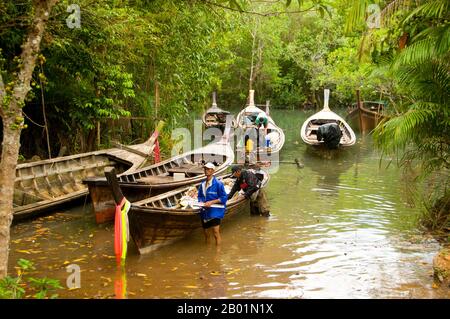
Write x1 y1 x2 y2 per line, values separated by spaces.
114 265 127 299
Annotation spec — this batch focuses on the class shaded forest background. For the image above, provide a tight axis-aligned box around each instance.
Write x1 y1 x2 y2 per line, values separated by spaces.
1 0 394 159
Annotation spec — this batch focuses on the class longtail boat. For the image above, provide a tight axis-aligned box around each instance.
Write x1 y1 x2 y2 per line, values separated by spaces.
346 90 386 134
13 136 158 221
202 91 232 129
300 89 356 149
84 130 235 224
234 90 285 163
104 167 269 254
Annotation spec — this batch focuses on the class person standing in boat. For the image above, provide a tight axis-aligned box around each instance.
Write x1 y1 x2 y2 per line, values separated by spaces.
198 162 228 246
227 165 270 217
255 112 268 136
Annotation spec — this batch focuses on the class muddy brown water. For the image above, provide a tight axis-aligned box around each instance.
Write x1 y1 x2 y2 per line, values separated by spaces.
8 110 450 298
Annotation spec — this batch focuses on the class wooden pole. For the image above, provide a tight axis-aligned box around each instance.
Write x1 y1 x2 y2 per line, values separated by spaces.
356 89 364 133
39 63 51 159
104 167 124 205
155 81 160 118
97 121 100 149
265 100 270 116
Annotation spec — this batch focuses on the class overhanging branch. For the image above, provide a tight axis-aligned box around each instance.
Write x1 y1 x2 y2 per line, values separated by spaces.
202 0 315 17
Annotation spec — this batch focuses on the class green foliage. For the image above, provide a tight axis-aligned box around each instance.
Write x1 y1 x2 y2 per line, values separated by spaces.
0 259 62 299
368 0 450 231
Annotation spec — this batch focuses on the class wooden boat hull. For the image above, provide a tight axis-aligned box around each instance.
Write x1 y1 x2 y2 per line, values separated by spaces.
130 198 250 254
300 109 356 148
84 141 235 223
202 92 232 128
13 140 155 221
346 102 385 134
127 170 269 254
202 112 230 129
234 105 285 163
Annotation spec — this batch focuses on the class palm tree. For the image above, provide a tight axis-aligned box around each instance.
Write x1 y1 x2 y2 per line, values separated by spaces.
347 0 450 230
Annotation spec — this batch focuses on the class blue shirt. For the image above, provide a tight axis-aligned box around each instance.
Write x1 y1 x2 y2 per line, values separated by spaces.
197 176 227 221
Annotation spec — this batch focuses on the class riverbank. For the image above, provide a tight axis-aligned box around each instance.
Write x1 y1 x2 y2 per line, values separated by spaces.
434 244 450 288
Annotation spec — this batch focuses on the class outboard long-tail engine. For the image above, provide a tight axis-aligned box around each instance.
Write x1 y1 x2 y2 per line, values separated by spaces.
317 123 342 149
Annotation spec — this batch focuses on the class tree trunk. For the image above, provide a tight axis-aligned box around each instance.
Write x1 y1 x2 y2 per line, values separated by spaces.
0 0 58 279
0 117 21 278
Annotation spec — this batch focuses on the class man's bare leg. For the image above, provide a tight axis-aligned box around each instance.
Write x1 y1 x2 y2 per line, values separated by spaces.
212 225 221 246
204 228 212 244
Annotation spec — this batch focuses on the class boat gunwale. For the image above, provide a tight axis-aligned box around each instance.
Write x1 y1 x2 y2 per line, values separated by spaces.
83 142 235 185
130 170 270 214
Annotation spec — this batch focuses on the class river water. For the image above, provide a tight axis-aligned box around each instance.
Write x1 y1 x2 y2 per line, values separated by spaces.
8 110 450 299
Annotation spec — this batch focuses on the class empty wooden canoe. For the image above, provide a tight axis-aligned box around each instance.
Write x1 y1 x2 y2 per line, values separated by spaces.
202 91 232 129
84 139 235 224
346 92 386 135
13 138 157 221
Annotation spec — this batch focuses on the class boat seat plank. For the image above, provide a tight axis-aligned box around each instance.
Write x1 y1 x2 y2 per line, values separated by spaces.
137 175 176 185
166 166 205 176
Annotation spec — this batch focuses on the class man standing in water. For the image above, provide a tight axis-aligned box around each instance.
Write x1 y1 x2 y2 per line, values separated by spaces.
198 162 228 246
228 165 270 217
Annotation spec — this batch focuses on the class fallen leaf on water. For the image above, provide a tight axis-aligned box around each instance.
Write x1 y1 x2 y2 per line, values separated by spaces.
432 283 439 289
171 267 178 271
16 250 31 254
184 285 199 289
101 276 112 282
89 234 94 238
35 227 50 233
210 271 221 276
136 273 147 277
226 268 240 275
72 258 85 263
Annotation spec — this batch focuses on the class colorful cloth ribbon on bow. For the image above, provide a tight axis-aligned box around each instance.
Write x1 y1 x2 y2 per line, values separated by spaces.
114 197 131 265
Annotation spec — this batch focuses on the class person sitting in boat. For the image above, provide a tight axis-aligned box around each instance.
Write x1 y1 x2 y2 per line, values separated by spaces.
255 112 268 135
228 165 270 217
198 162 228 246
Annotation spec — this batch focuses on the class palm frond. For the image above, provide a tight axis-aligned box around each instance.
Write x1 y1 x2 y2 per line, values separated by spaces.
344 0 367 33
435 24 450 56
396 60 450 103
381 0 416 27
374 107 436 150
404 0 449 23
394 37 436 66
